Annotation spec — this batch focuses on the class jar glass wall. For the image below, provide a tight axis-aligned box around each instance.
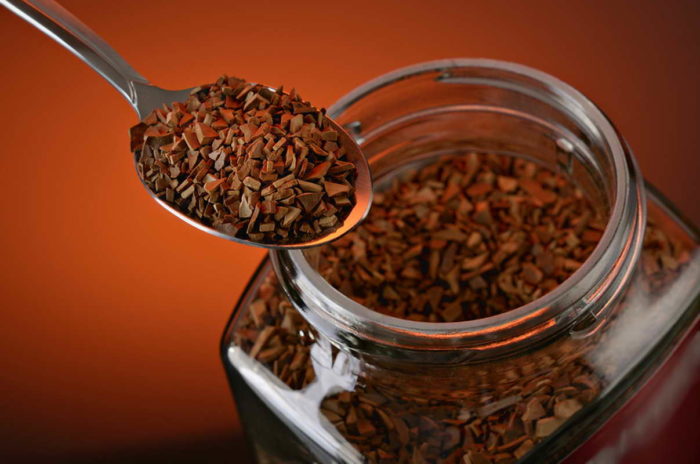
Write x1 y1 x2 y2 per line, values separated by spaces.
221 60 700 464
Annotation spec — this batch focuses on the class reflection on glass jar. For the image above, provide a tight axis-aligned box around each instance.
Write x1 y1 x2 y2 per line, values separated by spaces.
221 60 700 464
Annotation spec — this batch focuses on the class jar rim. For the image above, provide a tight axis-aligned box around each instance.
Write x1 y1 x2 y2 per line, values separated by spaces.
273 59 646 357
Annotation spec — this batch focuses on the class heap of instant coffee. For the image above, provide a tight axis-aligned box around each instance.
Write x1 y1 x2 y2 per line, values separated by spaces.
131 76 356 245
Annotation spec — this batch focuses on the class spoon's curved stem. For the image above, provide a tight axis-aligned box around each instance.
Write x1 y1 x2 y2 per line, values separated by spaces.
2 0 148 108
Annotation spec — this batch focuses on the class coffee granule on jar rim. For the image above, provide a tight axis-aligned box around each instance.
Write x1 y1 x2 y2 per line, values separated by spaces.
131 75 357 244
315 153 603 322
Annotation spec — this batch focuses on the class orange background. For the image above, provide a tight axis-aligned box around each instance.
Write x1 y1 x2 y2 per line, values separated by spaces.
1 0 698 462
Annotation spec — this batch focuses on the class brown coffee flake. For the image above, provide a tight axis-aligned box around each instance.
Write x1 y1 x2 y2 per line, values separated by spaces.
497 176 518 193
521 398 546 422
513 439 534 459
521 263 544 285
534 416 563 437
204 178 225 192
323 181 351 197
304 161 332 180
297 192 324 213
553 398 582 420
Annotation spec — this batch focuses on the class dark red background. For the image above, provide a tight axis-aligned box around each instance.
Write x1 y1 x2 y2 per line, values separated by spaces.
0 0 698 462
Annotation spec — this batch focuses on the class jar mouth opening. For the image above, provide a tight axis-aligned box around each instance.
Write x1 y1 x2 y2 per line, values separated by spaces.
276 59 643 351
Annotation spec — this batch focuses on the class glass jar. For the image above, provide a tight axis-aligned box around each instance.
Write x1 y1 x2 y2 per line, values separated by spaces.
221 60 700 463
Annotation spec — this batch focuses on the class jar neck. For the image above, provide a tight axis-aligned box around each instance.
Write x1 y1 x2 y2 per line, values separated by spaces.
272 59 647 364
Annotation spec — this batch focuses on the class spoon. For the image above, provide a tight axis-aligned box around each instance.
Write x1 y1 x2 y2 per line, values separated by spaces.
2 0 372 249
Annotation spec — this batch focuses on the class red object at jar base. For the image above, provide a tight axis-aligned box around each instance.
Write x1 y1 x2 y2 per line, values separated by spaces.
566 324 700 464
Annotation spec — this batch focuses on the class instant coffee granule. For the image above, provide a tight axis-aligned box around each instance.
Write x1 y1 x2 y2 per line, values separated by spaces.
233 215 689 464
316 154 603 322
131 76 356 244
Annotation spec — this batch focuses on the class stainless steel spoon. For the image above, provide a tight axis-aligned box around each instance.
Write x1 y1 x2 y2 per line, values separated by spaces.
2 0 372 249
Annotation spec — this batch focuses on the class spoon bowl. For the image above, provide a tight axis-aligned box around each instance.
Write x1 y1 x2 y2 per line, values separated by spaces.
4 0 372 249
140 106 372 249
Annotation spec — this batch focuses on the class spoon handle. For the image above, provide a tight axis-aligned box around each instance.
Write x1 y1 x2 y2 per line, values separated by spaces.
2 0 148 106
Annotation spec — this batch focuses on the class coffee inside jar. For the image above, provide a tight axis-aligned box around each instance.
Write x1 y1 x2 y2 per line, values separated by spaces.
309 151 604 322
